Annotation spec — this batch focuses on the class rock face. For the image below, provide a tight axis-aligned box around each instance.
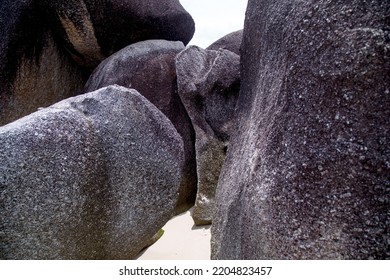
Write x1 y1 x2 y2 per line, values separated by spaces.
0 0 195 125
176 46 240 225
211 0 390 259
0 1 85 126
207 30 243 55
0 85 184 259
84 40 197 213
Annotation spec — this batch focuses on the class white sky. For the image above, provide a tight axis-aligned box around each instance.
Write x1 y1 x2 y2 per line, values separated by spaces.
180 0 248 48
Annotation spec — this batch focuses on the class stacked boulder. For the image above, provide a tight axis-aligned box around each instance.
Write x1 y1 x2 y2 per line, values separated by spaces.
0 0 195 259
0 0 194 125
0 0 243 258
84 37 243 220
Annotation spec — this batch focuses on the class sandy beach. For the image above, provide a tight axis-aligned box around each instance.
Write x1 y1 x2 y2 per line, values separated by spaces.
136 209 211 260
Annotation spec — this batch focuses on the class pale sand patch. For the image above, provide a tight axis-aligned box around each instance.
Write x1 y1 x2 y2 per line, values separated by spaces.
136 209 211 260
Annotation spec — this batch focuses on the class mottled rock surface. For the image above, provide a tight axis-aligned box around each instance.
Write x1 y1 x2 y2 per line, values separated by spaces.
207 30 243 55
0 0 195 125
211 0 390 259
176 46 240 225
85 40 197 213
0 85 184 259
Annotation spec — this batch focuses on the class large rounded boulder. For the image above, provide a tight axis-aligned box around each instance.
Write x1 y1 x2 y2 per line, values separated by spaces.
0 85 184 259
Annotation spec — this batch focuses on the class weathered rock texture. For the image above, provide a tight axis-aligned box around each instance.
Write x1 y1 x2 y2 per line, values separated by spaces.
0 85 184 259
207 30 243 55
0 0 195 125
84 40 197 213
0 1 85 126
211 0 390 259
40 0 195 66
176 46 240 225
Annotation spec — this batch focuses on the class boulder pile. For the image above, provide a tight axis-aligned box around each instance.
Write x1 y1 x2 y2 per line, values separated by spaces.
0 0 194 125
84 40 197 213
1 0 388 260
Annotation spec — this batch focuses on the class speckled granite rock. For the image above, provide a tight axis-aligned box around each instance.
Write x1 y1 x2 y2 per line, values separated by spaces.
207 30 243 55
0 85 184 259
211 0 390 259
84 40 197 214
0 107 104 259
176 46 240 225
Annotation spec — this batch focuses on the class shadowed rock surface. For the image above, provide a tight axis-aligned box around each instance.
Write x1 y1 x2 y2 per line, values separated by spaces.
207 30 243 55
211 0 390 259
176 46 240 225
0 85 184 259
0 0 195 125
84 40 197 214
40 0 195 67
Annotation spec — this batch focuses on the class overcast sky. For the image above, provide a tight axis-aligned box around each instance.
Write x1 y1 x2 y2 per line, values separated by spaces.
180 0 248 48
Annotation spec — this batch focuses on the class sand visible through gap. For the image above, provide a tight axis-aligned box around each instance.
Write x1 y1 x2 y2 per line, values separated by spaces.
136 209 211 260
